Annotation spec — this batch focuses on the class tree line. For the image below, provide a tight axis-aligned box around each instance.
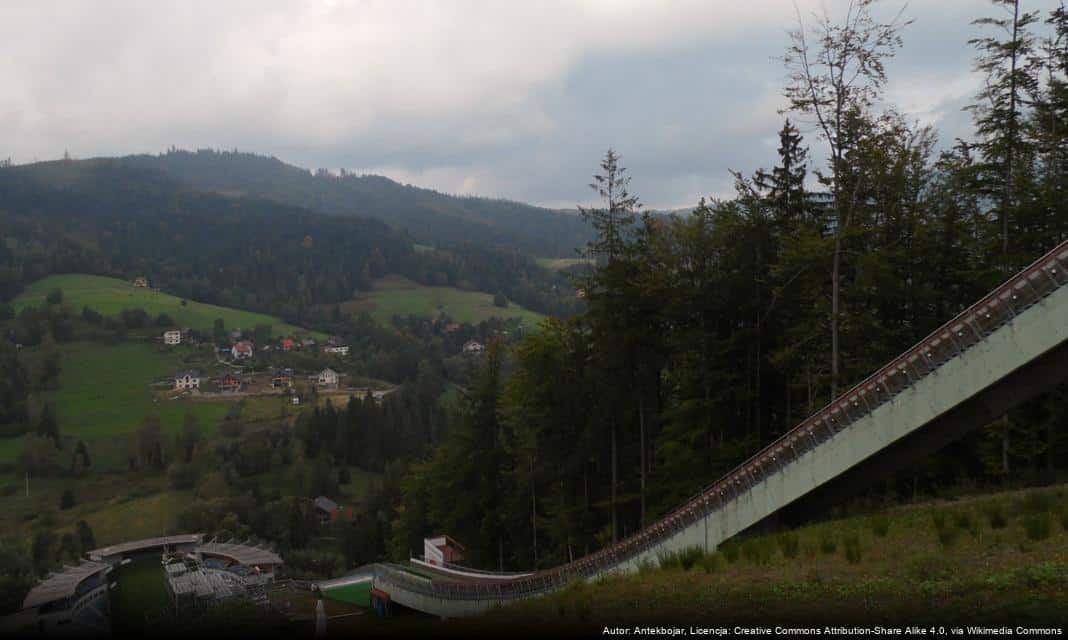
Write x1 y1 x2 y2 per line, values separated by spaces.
389 0 1068 571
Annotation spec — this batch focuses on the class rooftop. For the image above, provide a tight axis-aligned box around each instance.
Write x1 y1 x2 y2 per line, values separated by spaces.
196 540 283 567
314 496 339 513
22 561 111 609
88 534 204 561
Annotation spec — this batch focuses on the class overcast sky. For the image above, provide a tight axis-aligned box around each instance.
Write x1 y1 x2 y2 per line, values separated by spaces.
1 1 1062 209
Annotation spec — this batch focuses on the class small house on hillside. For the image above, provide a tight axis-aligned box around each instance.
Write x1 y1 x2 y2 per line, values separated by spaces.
317 368 339 389
163 330 181 346
423 535 465 566
218 373 241 392
301 338 317 349
324 345 349 356
231 341 254 360
271 368 294 389
280 338 296 352
133 276 148 288
462 340 485 356
313 496 354 525
174 370 201 390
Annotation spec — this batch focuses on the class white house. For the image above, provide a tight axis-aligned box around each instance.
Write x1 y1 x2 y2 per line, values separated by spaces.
324 345 349 356
163 330 181 345
174 369 201 390
317 368 339 389
463 340 485 355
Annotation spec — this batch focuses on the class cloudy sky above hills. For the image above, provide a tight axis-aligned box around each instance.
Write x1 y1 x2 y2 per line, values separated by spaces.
1 0 1061 209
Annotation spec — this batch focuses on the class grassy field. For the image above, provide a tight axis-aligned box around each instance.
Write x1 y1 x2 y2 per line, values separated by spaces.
13 273 319 337
342 275 546 327
535 257 593 271
0 341 303 470
110 556 170 635
452 485 1068 632
0 341 234 469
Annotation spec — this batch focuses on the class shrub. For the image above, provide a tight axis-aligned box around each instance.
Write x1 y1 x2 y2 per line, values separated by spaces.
699 553 719 574
936 525 959 549
819 532 837 555
1023 513 1052 541
59 489 75 510
656 546 704 571
870 515 890 538
720 541 740 564
904 553 953 582
218 420 244 438
842 533 862 564
742 539 773 566
778 533 800 559
1058 509 1068 532
679 546 704 571
954 511 972 530
985 506 1008 530
1019 491 1056 515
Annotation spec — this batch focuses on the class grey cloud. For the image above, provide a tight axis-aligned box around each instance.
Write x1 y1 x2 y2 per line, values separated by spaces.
1 0 1061 208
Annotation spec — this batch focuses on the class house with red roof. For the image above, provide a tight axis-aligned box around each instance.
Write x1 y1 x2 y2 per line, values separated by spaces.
231 341 254 360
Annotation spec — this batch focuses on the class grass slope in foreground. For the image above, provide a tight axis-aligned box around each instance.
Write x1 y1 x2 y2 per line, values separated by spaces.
453 485 1068 632
13 273 319 337
343 275 546 327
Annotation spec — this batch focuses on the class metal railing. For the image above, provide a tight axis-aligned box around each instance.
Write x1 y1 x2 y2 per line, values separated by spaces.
380 239 1068 603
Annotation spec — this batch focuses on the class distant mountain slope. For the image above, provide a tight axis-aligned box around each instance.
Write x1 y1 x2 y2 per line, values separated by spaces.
120 149 594 257
0 160 578 321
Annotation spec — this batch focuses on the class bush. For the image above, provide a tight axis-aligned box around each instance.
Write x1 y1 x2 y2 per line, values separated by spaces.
954 511 972 530
870 515 890 538
1019 491 1056 515
742 538 773 566
720 540 740 564
842 533 862 564
819 532 837 555
985 506 1008 529
904 553 953 582
1059 509 1068 532
936 525 959 549
778 533 800 559
1023 513 1052 541
59 489 75 510
699 553 719 574
168 463 198 490
218 420 244 438
45 289 63 305
657 546 704 571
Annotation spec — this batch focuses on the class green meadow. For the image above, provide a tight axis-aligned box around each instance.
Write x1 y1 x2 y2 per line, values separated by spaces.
13 273 321 338
0 341 260 470
343 275 546 327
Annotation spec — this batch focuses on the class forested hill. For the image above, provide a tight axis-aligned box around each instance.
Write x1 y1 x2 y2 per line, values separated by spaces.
0 161 575 324
117 149 594 257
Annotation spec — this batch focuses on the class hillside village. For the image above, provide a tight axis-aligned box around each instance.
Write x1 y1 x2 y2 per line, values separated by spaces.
158 322 486 403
